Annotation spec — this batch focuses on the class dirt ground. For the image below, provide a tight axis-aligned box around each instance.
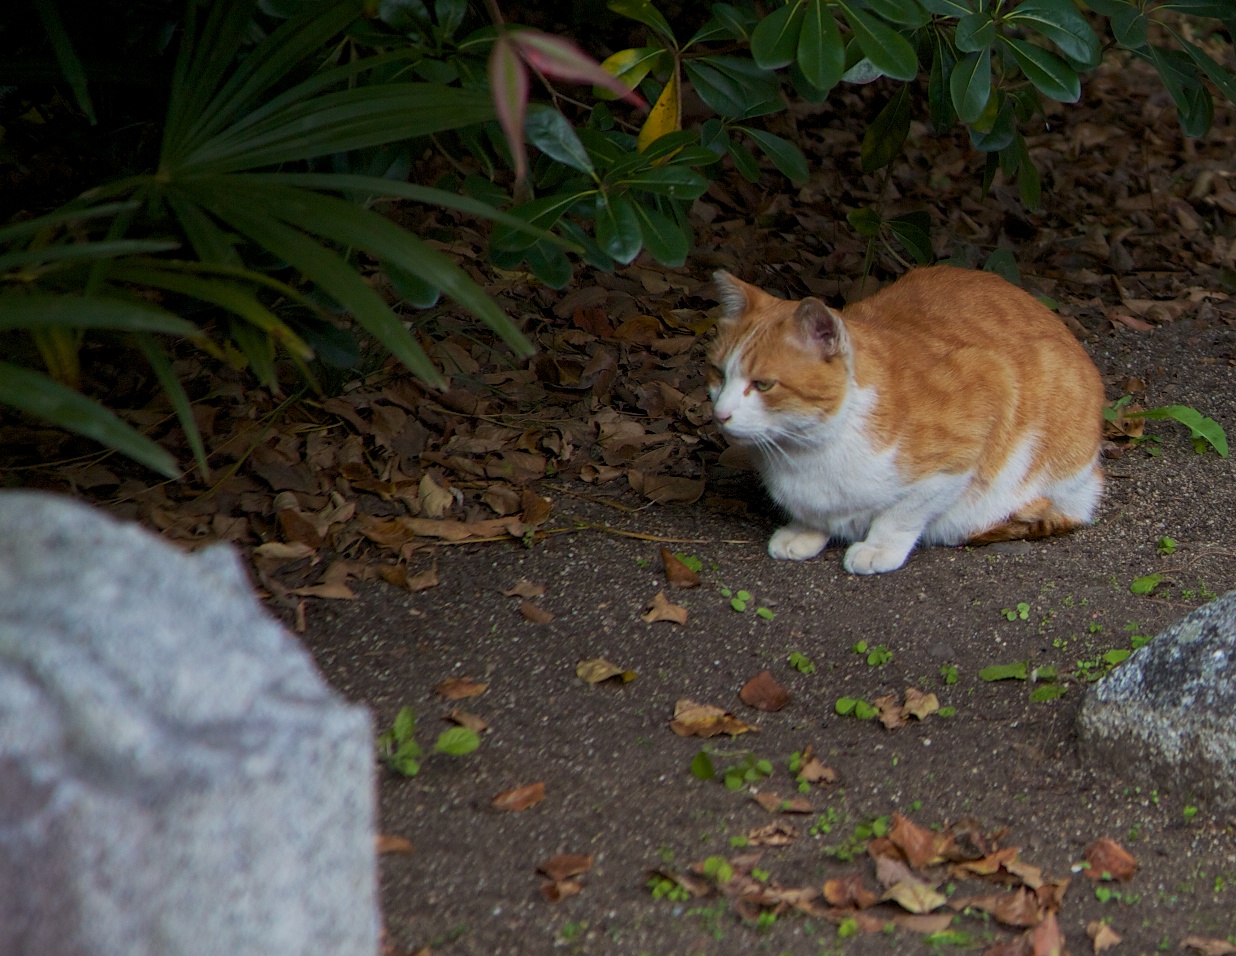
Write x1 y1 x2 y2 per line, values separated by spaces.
305 306 1236 956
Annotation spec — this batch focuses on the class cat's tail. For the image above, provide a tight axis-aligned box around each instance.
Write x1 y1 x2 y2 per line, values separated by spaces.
968 500 1079 543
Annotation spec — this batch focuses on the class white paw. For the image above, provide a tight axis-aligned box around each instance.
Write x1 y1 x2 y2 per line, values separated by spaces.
843 541 909 575
768 526 828 561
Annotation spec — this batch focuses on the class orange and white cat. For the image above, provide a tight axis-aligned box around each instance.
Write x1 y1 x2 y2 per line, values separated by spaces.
707 265 1104 574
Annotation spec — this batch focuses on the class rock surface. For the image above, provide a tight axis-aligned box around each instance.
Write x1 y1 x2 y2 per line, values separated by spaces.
1078 590 1236 810
0 491 377 956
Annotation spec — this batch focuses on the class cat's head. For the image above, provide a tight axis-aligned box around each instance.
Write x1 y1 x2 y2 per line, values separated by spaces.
707 271 851 445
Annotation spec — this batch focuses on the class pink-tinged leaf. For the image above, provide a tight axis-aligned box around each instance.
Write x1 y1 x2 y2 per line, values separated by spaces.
512 30 647 108
489 35 530 182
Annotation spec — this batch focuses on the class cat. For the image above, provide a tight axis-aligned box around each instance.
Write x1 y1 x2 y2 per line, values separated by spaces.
707 265 1104 574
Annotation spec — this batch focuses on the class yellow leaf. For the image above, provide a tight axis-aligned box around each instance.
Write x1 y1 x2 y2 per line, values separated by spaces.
637 66 680 152
882 879 947 914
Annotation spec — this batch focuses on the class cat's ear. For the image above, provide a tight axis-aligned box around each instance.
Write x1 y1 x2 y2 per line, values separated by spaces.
794 298 849 358
714 270 756 320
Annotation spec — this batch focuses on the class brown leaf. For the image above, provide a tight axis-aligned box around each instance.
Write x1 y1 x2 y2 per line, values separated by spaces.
883 879 947 914
406 564 439 591
375 834 415 855
642 590 688 625
417 473 455 518
751 791 814 814
799 755 837 785
1087 920 1122 954
290 582 356 600
1083 837 1138 882
538 853 593 881
875 692 906 729
1181 937 1236 956
902 687 939 720
253 541 317 561
823 873 880 909
669 698 755 737
740 670 792 712
540 879 582 902
576 658 638 684
746 822 798 847
444 708 488 733
520 489 553 526
1030 912 1065 956
659 547 701 588
961 887 1044 927
502 578 546 599
520 600 554 624
491 782 545 812
635 474 706 505
890 813 947 870
891 913 956 934
435 677 489 700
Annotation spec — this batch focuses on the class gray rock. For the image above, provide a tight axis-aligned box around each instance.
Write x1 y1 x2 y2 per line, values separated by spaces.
0 492 377 956
1078 590 1236 811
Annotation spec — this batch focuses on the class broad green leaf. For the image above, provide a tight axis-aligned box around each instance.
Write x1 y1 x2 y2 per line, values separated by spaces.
525 107 596 177
1134 405 1228 456
1109 5 1148 50
685 60 753 117
229 316 278 388
861 87 911 172
752 1 806 70
524 240 573 289
1016 139 1042 210
0 239 180 274
0 360 179 477
951 48 992 123
847 206 883 238
385 261 441 308
434 726 480 755
864 0 930 28
1163 0 1232 15
969 94 1016 151
726 139 761 181
887 211 933 263
836 2 919 81
921 0 972 13
596 192 643 264
133 332 209 479
707 3 759 41
434 0 467 37
1001 36 1081 103
690 750 716 780
928 35 958 128
797 0 846 93
740 128 810 184
618 166 710 198
955 11 996 51
1031 684 1067 702
608 0 677 45
0 293 198 335
1179 38 1236 104
596 47 665 100
979 662 1029 681
1006 0 1101 67
1082 0 1129 13
632 202 688 266
983 248 1021 284
0 201 139 246
490 190 593 252
1130 573 1164 595
685 57 781 118
1146 45 1202 119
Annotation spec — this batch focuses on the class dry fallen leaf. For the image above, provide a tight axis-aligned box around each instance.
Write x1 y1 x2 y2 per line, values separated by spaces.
519 600 554 624
502 578 546 598
746 821 798 846
823 872 880 909
253 541 317 561
883 878 947 914
891 913 956 934
660 546 701 588
406 564 439 591
669 698 755 737
960 887 1044 927
1087 919 1122 954
642 590 688 625
444 708 488 733
1030 912 1066 956
889 813 947 870
1181 937 1236 956
739 670 791 712
375 834 414 855
752 791 813 814
1083 837 1138 882
538 853 594 881
903 687 939 719
875 692 907 729
435 677 489 700
576 658 637 684
491 782 545 811
540 879 582 902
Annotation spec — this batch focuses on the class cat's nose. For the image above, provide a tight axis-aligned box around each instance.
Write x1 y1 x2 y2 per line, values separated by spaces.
714 408 732 424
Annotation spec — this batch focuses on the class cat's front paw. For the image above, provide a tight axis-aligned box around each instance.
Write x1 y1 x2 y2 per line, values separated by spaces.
768 526 828 561
843 541 910 574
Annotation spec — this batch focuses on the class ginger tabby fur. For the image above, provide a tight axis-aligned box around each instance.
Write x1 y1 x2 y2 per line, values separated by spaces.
708 265 1104 574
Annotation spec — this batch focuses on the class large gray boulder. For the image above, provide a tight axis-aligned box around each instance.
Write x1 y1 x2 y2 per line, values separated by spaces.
1078 591 1236 811
0 492 377 956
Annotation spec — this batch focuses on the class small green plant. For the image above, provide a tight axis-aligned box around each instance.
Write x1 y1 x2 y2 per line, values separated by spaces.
756 606 775 620
719 586 774 618
788 652 816 674
558 921 585 942
755 909 776 931
835 696 878 720
674 552 704 573
1030 684 1067 703
811 807 842 836
701 855 735 884
853 640 893 666
979 661 1029 681
1002 602 1031 621
1089 620 1104 634
1127 823 1142 842
824 816 890 863
1157 536 1178 556
837 916 859 938
647 875 689 902
940 663 959 685
377 707 423 775
692 749 774 790
1184 804 1199 823
938 706 957 717
1131 573 1166 595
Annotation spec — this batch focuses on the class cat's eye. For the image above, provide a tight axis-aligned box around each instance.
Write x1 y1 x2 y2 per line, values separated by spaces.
753 380 776 392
